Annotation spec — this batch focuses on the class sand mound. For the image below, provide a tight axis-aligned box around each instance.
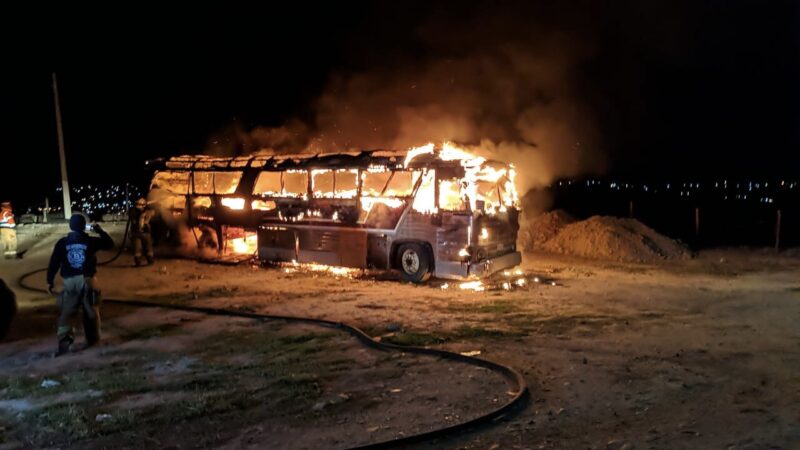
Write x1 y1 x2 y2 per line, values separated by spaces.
541 216 689 263
518 210 575 252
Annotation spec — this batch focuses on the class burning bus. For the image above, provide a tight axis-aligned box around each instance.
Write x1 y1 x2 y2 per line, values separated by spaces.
145 143 522 282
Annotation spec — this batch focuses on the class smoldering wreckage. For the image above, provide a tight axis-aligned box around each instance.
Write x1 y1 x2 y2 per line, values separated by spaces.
141 139 689 285
145 142 523 284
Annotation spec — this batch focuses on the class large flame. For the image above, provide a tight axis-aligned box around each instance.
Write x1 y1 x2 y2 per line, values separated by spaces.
412 169 437 214
407 142 519 214
404 143 435 167
227 232 258 254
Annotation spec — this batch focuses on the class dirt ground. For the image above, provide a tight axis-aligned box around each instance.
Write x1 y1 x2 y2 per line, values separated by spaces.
1 223 799 449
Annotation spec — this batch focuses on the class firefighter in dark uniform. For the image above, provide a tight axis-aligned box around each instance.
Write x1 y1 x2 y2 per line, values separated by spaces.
47 214 113 356
129 198 155 266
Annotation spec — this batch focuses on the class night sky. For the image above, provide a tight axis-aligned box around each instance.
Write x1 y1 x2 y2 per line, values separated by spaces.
2 1 798 209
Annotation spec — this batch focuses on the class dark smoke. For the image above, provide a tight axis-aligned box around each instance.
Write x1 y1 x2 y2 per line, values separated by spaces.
206 2 609 194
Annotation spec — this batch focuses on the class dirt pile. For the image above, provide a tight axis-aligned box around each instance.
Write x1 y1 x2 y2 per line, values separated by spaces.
540 215 689 263
518 210 575 251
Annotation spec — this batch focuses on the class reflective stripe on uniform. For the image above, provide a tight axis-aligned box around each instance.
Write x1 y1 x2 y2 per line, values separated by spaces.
0 211 14 228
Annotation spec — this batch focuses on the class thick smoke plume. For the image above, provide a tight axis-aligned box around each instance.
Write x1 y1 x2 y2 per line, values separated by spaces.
206 3 607 195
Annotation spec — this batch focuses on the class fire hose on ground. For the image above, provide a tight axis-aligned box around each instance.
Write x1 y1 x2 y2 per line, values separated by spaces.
15 239 529 449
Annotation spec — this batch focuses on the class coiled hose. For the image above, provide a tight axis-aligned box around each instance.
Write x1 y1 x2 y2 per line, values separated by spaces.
16 230 529 449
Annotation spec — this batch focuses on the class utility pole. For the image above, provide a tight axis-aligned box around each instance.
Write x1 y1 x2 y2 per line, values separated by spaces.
52 72 72 219
694 207 700 237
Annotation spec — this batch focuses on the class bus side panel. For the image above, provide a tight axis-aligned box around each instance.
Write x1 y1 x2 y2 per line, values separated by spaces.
367 233 390 269
297 228 368 268
394 211 439 244
257 227 297 262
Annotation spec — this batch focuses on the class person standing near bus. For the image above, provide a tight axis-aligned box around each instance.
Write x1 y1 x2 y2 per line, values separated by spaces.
0 202 17 259
129 198 155 266
47 214 113 356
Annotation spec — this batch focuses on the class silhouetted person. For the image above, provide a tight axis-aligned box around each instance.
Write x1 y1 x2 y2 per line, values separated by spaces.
47 214 113 356
129 198 155 266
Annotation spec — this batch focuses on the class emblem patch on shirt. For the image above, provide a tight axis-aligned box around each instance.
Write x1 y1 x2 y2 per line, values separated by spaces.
66 243 88 269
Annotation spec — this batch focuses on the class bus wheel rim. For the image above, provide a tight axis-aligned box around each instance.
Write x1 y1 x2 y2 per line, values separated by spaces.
401 249 420 274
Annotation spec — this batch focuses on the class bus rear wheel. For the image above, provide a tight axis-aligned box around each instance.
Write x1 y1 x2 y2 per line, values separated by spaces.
396 243 432 283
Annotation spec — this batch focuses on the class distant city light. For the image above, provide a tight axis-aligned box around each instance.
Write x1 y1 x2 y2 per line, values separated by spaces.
28 183 141 216
550 177 797 205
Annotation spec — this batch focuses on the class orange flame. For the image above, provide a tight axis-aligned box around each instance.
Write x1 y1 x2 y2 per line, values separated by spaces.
406 142 519 215
221 197 245 210
227 232 257 254
283 260 361 277
404 143 435 167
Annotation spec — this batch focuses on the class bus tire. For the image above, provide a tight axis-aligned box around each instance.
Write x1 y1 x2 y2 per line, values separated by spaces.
396 243 432 283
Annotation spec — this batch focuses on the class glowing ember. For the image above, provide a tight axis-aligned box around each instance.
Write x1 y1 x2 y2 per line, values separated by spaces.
283 260 360 277
459 280 485 292
516 278 526 287
309 264 356 276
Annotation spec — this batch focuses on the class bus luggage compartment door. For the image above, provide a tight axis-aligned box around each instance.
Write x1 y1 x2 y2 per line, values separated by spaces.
257 227 297 263
258 226 368 268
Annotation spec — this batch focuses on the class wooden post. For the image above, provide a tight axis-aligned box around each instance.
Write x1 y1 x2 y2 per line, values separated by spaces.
694 207 700 236
43 197 49 223
775 209 782 251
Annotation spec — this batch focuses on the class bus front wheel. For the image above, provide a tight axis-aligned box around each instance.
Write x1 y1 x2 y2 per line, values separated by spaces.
396 243 432 283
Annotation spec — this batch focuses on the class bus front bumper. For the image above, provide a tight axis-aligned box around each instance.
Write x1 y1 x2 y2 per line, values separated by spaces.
434 251 522 280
